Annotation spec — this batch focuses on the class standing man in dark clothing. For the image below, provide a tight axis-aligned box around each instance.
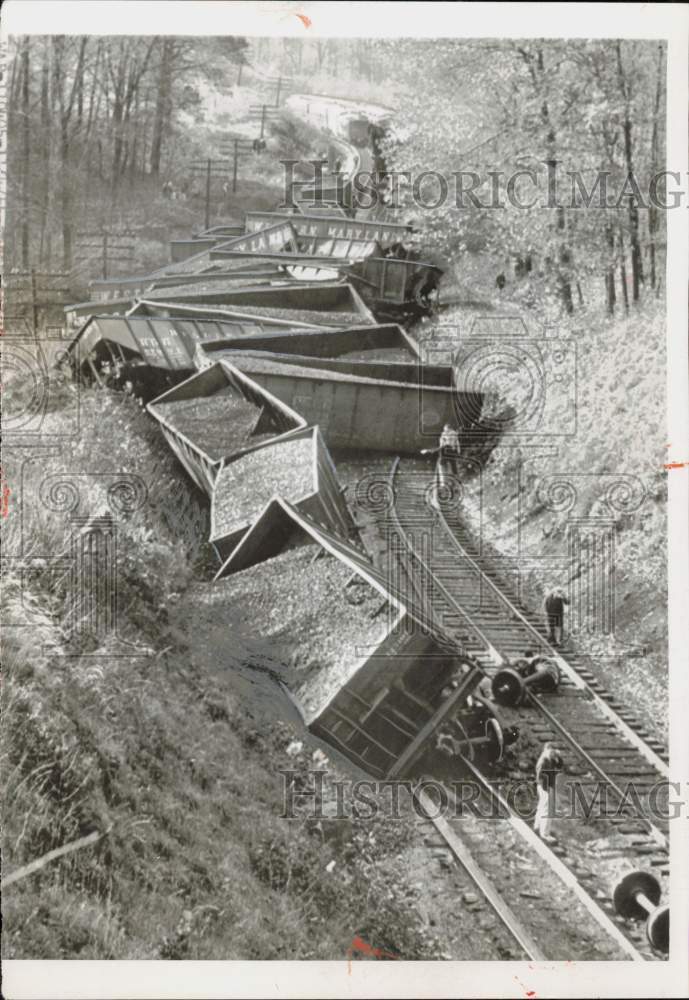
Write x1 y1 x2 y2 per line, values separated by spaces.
544 587 569 646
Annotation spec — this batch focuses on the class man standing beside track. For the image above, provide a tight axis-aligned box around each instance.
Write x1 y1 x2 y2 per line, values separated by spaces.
544 586 569 647
439 423 461 477
422 423 461 476
533 742 563 843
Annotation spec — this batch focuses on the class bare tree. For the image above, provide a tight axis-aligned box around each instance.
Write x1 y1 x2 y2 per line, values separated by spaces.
648 43 665 291
20 38 30 269
52 35 88 269
616 41 643 302
149 37 173 177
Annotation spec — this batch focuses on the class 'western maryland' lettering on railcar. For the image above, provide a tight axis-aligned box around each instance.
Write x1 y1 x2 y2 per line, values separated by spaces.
244 211 410 248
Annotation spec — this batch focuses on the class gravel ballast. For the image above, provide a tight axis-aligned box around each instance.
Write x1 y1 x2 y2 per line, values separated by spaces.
214 545 391 719
155 387 275 459
212 435 314 539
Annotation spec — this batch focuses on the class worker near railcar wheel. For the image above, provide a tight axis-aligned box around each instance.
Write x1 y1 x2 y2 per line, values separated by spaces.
533 742 563 843
513 649 544 677
544 587 569 647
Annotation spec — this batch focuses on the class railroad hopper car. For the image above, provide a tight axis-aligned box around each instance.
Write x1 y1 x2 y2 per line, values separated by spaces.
194 322 422 369
209 424 355 561
207 246 442 317
170 224 244 262
124 302 324 329
66 312 326 398
87 267 286 304
65 278 375 338
88 221 301 302
347 117 374 148
131 279 373 319
209 237 381 270
240 213 442 315
244 211 411 249
123 282 376 329
211 351 484 454
213 351 455 388
216 497 500 778
146 360 307 495
292 202 349 218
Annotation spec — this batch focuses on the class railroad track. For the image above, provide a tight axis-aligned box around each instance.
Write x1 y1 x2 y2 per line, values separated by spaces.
382 457 670 960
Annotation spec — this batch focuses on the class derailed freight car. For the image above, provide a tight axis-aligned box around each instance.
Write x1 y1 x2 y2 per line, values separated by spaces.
209 424 355 562
213 351 484 454
195 322 422 368
146 360 307 495
214 498 501 779
66 312 327 399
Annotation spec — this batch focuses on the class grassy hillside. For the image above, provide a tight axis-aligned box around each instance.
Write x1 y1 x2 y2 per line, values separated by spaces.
1 385 446 961
428 266 669 741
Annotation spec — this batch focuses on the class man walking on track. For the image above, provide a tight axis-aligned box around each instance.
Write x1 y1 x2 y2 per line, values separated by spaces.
534 742 563 843
544 586 569 646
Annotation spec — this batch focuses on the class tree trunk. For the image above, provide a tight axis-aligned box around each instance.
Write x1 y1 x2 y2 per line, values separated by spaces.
39 40 51 268
149 38 173 177
605 222 616 315
8 40 21 122
85 41 101 145
60 121 72 271
21 39 31 270
616 41 643 302
532 44 574 314
648 43 664 290
111 44 127 189
129 87 140 177
53 36 88 271
618 229 629 312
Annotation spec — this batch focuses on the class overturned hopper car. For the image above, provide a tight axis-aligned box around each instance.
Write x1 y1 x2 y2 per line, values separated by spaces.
215 498 504 778
67 313 326 399
244 211 412 250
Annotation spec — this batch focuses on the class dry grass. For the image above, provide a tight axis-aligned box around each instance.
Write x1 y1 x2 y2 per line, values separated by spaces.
444 294 669 740
1 372 441 960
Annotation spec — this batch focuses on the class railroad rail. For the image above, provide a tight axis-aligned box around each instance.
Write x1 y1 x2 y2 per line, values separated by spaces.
383 457 670 960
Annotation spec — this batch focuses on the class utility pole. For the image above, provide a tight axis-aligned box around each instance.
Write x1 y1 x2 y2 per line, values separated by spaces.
275 75 282 107
31 268 38 336
205 158 211 230
74 231 135 283
248 104 281 140
192 150 251 222
218 138 253 195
